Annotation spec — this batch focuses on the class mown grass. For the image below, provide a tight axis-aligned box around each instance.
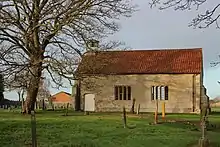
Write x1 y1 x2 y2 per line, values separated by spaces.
0 110 220 147
212 107 220 112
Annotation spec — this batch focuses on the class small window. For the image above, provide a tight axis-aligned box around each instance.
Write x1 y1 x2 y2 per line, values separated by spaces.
115 86 131 100
151 86 169 100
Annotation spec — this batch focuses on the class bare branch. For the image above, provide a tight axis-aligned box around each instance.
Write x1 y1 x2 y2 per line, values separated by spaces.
0 0 136 113
149 0 220 29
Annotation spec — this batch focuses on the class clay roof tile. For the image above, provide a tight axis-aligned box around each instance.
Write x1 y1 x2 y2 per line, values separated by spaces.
77 48 202 75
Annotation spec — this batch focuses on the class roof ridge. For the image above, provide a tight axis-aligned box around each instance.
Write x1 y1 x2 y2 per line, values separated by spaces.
78 48 202 74
51 91 71 96
89 48 202 52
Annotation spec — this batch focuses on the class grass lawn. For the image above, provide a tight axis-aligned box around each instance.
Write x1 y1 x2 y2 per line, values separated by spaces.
0 110 220 147
212 107 220 112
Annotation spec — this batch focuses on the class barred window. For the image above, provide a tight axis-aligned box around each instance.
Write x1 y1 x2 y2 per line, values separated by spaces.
151 86 169 100
115 86 131 100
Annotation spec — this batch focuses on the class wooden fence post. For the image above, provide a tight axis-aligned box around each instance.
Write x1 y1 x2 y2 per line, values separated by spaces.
130 98 136 114
136 104 140 115
154 99 158 124
122 106 127 128
65 103 69 116
84 111 89 115
199 99 209 147
21 98 24 112
162 102 165 120
31 111 37 147
52 103 54 111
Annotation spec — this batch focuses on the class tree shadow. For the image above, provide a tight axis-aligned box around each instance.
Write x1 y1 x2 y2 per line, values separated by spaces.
210 111 220 115
187 141 220 147
160 120 200 131
160 119 220 133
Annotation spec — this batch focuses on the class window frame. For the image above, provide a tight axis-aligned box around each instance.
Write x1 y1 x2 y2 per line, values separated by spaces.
164 86 168 100
151 85 169 101
114 85 131 100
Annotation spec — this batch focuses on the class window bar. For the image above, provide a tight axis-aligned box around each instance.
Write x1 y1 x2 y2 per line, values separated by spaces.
118 86 120 100
124 86 127 100
115 86 118 100
165 86 168 100
128 86 131 100
155 86 158 100
119 86 122 100
151 86 154 100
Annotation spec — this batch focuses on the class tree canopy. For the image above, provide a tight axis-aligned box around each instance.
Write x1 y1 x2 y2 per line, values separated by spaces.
0 0 136 113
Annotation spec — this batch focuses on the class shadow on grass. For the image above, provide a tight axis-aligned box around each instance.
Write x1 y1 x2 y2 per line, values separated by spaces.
157 119 220 133
159 121 199 131
187 141 220 147
210 111 220 115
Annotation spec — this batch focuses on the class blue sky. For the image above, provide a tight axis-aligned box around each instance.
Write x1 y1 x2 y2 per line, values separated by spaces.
4 0 220 100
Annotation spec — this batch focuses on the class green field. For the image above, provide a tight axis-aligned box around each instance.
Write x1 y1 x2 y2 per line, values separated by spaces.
212 107 220 112
0 110 220 147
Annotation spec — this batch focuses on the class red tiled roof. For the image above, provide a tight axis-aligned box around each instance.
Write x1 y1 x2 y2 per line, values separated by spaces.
76 48 203 75
50 91 72 103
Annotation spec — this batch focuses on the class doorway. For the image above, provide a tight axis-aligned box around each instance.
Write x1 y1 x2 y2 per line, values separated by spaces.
84 93 95 112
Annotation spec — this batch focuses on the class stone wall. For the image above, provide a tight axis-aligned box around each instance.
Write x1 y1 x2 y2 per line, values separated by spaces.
80 74 201 113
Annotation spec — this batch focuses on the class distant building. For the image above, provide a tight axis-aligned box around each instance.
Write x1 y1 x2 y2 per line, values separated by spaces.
49 91 74 109
0 98 21 109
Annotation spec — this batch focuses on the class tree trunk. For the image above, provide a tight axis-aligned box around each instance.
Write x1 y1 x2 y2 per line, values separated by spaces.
21 90 25 110
75 81 81 111
17 91 21 102
42 98 45 110
35 101 38 109
22 62 42 114
122 106 127 128
130 98 135 114
154 99 158 124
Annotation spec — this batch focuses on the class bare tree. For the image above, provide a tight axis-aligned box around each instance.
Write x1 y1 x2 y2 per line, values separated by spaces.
0 0 136 114
149 0 220 29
